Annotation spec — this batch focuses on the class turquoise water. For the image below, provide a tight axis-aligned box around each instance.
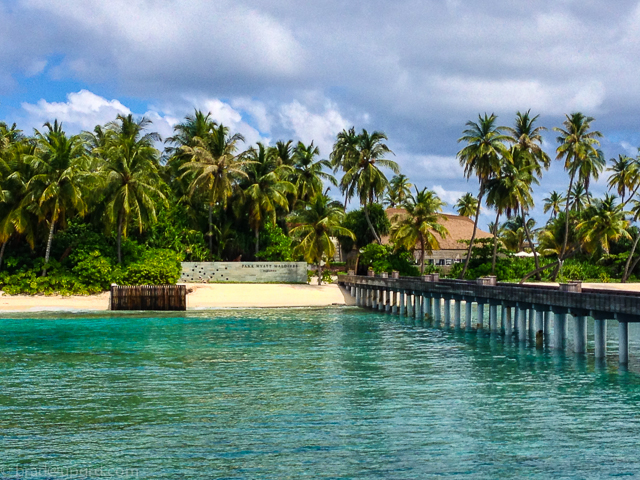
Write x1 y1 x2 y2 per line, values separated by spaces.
2 308 640 479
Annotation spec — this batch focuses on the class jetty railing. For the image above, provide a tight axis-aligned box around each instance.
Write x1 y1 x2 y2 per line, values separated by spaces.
110 284 187 311
339 274 640 365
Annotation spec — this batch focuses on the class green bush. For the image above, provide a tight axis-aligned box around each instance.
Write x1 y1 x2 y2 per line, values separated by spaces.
117 249 182 285
256 223 296 261
359 244 419 276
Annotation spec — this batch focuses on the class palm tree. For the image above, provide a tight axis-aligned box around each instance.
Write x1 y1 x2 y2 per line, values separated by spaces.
291 141 336 202
330 127 360 208
242 143 295 254
99 114 167 264
554 113 602 265
179 123 249 253
24 121 88 275
337 129 399 243
385 174 412 208
273 140 294 166
577 148 606 202
577 194 630 255
502 216 536 253
390 188 448 274
570 182 588 212
457 113 510 278
290 193 354 284
455 193 478 217
623 199 640 282
607 154 639 205
543 191 565 221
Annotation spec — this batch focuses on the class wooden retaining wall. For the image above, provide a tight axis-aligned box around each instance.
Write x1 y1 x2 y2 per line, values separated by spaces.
110 284 187 311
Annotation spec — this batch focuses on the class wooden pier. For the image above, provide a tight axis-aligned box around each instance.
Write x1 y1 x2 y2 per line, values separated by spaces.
110 284 187 311
339 274 640 364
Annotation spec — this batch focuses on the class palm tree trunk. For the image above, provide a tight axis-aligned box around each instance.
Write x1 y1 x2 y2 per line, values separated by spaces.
209 204 213 254
558 170 576 277
460 188 484 279
42 218 56 277
420 237 425 275
363 203 381 244
254 226 260 256
622 230 640 282
0 240 6 270
491 211 500 275
317 262 323 285
117 212 124 264
521 205 540 280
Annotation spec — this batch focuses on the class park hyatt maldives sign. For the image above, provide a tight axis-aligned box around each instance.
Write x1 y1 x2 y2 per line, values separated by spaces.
180 262 308 283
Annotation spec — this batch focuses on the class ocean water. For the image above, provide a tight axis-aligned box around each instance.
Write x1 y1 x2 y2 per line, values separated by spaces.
1 308 640 479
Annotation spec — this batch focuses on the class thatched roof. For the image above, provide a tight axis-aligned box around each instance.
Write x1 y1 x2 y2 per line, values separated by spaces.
383 208 493 250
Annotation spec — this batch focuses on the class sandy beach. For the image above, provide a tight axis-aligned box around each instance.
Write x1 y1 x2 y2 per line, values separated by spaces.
0 283 354 312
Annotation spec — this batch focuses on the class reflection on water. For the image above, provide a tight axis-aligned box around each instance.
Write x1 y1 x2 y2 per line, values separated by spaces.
1 308 640 479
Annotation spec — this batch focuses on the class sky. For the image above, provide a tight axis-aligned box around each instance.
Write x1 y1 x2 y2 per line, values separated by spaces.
2 0 640 229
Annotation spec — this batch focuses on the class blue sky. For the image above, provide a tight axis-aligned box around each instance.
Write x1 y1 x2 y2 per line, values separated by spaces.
2 0 640 228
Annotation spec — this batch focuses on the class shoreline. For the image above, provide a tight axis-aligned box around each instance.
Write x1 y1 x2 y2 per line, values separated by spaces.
0 283 354 313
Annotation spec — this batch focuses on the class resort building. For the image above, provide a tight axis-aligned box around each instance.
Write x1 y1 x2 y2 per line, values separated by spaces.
383 208 493 270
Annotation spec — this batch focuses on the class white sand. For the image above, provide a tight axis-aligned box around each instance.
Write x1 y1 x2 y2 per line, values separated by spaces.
0 283 354 312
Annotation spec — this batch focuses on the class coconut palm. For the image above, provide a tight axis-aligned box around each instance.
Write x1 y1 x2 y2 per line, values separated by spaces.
179 123 249 253
577 194 630 255
390 187 448 274
622 199 640 282
337 129 399 243
457 113 510 278
502 216 537 253
607 154 640 205
554 113 602 263
455 193 478 217
577 148 606 202
100 114 167 264
290 193 354 284
273 140 294 166
385 174 412 208
543 191 565 221
330 127 359 207
242 143 296 254
570 182 588 213
290 141 336 202
24 121 88 275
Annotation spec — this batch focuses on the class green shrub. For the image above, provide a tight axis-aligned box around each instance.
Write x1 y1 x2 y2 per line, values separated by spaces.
359 244 419 276
71 251 114 290
117 249 182 285
256 223 296 261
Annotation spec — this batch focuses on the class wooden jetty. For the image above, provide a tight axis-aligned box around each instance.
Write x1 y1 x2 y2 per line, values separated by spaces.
110 284 187 311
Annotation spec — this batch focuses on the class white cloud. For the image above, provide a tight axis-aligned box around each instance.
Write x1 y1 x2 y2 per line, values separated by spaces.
432 185 466 207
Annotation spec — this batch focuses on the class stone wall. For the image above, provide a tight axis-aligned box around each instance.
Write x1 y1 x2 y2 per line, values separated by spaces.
180 262 308 283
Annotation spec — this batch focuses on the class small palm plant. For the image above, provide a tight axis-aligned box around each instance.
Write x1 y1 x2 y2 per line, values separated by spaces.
390 188 449 275
289 194 355 285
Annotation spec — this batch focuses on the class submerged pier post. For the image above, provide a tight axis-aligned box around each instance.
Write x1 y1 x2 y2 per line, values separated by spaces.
444 297 451 329
355 287 361 306
535 307 544 348
424 294 432 317
399 290 406 316
594 318 607 359
477 302 485 331
518 305 527 342
434 296 442 326
529 309 536 338
406 292 413 317
500 305 506 334
489 303 498 333
505 305 513 337
553 312 567 350
385 289 391 313
619 321 629 365
465 300 473 331
544 311 552 345
454 299 461 330
421 293 428 319
372 288 378 309
573 316 587 354
392 290 398 315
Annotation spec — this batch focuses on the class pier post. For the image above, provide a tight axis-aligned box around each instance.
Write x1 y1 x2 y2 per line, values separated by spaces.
444 297 451 329
594 319 607 359
454 299 461 330
518 305 527 342
392 290 398 315
355 287 361 306
535 308 544 348
500 305 506 334
434 297 442 326
477 302 485 331
421 294 428 319
372 288 378 309
573 316 587 354
513 308 519 337
425 294 432 317
553 312 567 350
399 290 406 316
416 293 423 319
489 303 498 333
544 311 552 344
385 289 391 313
465 301 473 331
406 292 412 317
505 305 513 337
529 309 536 338
351 286 356 297
619 321 629 365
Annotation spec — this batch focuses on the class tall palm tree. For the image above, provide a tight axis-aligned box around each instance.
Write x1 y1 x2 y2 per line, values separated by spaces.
607 154 639 205
543 191 565 221
384 174 412 208
577 148 606 202
390 188 448 274
457 113 510 278
290 141 336 202
554 112 602 265
179 123 249 253
502 216 537 253
242 143 295 254
577 194 630 255
273 140 294 166
454 193 478 217
100 114 167 263
24 121 88 275
289 193 355 284
337 129 399 243
570 182 588 213
330 127 359 208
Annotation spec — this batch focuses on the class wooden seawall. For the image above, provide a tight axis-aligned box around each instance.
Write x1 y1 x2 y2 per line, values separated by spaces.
339 274 640 364
110 284 187 311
